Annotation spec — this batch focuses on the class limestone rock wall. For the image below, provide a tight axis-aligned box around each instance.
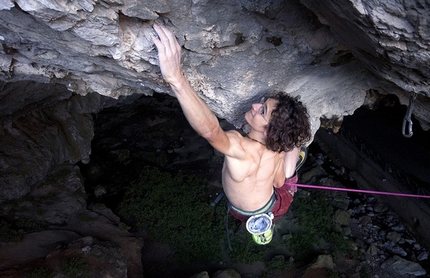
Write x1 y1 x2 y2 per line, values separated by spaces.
301 0 430 129
3 0 426 132
0 163 144 277
0 83 103 201
301 0 430 95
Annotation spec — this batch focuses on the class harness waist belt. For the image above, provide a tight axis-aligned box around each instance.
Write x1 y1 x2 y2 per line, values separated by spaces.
229 192 276 216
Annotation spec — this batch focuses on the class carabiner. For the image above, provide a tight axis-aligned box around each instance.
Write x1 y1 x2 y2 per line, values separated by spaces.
402 92 417 138
402 116 413 138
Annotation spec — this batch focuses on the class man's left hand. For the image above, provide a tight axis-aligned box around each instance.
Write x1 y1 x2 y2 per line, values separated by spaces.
152 24 184 86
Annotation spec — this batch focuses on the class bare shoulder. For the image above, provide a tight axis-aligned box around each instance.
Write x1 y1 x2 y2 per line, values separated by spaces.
224 130 244 142
223 130 247 159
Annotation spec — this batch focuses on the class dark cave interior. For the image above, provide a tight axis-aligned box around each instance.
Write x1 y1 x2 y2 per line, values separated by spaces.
78 92 430 277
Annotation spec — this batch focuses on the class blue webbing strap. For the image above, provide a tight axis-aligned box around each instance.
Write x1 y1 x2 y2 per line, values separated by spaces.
226 206 233 251
209 192 233 250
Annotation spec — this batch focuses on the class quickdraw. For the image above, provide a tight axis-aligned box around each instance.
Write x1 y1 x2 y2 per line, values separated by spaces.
402 91 417 138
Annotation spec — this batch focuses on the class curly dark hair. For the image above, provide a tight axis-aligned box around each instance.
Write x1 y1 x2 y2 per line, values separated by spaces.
265 92 311 153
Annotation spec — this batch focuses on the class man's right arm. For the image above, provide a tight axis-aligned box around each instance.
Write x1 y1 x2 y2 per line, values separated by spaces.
152 24 246 159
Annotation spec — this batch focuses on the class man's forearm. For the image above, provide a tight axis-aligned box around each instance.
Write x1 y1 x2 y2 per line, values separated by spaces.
169 76 220 139
152 24 221 139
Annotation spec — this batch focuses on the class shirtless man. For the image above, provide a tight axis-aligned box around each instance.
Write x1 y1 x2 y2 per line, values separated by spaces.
152 24 311 243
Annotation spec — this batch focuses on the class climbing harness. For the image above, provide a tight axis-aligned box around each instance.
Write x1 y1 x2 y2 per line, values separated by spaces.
225 206 233 251
212 181 430 251
210 192 224 207
291 183 430 199
213 193 276 249
209 193 234 250
402 91 417 138
228 193 276 216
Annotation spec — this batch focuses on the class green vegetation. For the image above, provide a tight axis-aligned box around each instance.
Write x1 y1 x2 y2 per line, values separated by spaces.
0 219 23 242
118 165 225 263
287 192 349 259
328 269 340 278
60 257 89 278
116 164 351 267
27 267 55 278
138 150 168 167
359 266 370 278
45 167 73 185
0 217 48 243
111 149 130 164
15 217 49 233
118 222 131 231
77 213 94 222
263 255 293 277
228 224 269 264
24 258 89 278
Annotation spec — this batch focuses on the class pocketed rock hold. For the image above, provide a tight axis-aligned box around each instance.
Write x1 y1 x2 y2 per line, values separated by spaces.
382 255 427 276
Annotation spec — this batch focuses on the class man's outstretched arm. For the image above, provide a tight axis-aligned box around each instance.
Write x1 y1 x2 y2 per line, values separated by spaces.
152 24 245 158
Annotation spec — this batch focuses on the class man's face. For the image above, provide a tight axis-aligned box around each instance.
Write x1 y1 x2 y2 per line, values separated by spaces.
245 97 278 131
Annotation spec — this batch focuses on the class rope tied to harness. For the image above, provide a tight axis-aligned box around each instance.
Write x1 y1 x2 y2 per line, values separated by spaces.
290 183 430 199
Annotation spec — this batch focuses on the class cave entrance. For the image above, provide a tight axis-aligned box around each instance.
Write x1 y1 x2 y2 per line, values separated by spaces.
338 93 430 192
314 92 430 250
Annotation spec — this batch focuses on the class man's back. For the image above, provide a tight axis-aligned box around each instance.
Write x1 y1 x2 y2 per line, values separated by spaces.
221 132 286 211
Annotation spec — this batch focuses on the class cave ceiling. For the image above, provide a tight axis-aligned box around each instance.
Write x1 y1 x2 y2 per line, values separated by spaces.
0 0 429 132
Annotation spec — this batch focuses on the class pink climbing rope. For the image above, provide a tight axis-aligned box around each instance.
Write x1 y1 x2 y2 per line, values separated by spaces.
290 183 430 199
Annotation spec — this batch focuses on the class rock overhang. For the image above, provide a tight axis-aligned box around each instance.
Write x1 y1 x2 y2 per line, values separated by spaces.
0 0 428 131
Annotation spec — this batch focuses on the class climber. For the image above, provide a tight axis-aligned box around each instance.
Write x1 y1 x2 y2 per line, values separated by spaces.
152 24 311 245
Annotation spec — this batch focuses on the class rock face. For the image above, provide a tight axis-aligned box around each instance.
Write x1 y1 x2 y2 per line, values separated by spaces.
0 0 428 131
0 84 102 201
301 0 430 95
0 163 144 277
301 0 430 129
